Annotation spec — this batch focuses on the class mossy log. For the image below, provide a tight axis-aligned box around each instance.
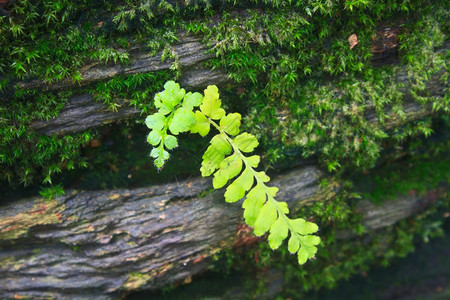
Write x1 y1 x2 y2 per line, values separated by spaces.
29 37 448 136
1 4 448 299
0 163 444 299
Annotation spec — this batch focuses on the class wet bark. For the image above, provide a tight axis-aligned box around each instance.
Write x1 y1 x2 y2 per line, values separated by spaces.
28 36 448 136
0 163 445 299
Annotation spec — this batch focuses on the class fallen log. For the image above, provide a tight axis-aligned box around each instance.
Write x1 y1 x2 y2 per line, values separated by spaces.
1 3 448 299
15 35 225 93
0 163 444 299
27 37 448 136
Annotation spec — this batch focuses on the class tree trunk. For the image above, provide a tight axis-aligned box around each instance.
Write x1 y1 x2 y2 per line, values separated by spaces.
0 163 445 299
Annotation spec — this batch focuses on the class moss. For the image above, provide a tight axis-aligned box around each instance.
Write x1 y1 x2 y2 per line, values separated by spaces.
123 272 152 291
352 115 450 203
0 198 65 240
197 0 448 173
87 71 172 114
359 153 450 203
1 0 448 190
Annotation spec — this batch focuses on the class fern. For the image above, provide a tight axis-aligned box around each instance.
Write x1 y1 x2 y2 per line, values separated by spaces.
145 81 203 168
146 81 320 264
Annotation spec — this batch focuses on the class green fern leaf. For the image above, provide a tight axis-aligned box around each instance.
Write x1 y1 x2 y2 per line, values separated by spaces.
242 183 266 226
233 133 259 152
146 81 321 265
190 111 210 137
297 246 310 265
298 242 320 265
145 112 165 131
288 235 300 253
200 85 225 120
146 81 202 167
253 201 277 236
212 153 242 189
219 113 241 136
268 217 289 250
224 167 253 203
147 130 162 146
164 135 178 150
150 148 159 158
302 235 321 246
201 134 232 176
154 148 170 168
246 155 260 167
291 218 319 235
154 81 185 114
169 107 195 135
182 92 203 110
255 171 270 183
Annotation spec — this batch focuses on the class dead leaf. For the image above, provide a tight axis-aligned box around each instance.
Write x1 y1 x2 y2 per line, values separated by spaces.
183 275 192 284
108 193 120 200
88 139 102 147
348 34 358 49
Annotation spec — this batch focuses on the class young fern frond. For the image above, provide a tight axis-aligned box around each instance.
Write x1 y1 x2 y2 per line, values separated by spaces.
146 81 320 264
145 81 202 168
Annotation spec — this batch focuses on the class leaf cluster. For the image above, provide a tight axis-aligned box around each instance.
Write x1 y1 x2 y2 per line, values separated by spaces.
145 81 203 168
209 131 450 297
146 81 321 264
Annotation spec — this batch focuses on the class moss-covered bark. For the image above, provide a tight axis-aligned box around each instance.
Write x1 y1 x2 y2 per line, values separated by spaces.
0 0 448 299
0 0 447 186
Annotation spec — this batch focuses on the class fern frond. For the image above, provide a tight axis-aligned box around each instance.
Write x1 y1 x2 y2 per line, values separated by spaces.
146 82 320 264
197 86 320 265
145 81 202 168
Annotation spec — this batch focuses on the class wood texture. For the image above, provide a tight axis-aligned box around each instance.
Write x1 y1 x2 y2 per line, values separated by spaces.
0 163 444 299
28 39 448 136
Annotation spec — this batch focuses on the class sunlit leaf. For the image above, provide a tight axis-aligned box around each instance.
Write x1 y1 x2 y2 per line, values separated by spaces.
268 217 288 249
164 135 178 150
190 110 210 137
224 167 253 202
254 201 277 236
145 112 165 130
234 133 259 152
183 92 203 110
220 113 241 136
147 130 162 146
169 107 195 135
201 134 232 176
200 85 225 119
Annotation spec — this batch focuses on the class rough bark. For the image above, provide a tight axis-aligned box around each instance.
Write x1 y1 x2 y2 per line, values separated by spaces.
15 35 220 92
0 163 444 299
28 36 448 136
